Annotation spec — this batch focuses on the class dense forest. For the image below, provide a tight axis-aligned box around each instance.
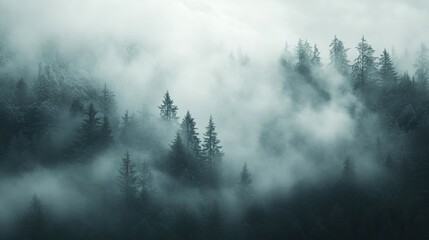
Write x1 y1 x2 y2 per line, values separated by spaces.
1 30 429 239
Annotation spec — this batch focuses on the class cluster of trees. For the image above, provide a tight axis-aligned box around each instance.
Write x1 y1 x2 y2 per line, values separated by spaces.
2 34 429 239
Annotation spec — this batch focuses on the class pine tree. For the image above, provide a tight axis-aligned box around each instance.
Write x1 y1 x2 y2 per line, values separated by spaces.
295 39 313 76
138 161 155 201
352 36 378 89
100 115 112 145
378 49 398 86
311 44 322 67
120 110 134 145
237 163 252 199
98 83 116 118
239 163 252 187
414 43 429 89
80 103 101 145
118 151 137 200
180 111 201 157
202 116 223 168
167 132 191 179
159 91 179 122
34 63 57 102
329 36 349 76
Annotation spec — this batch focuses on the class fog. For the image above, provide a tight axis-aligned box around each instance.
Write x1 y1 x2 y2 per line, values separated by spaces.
1 0 429 239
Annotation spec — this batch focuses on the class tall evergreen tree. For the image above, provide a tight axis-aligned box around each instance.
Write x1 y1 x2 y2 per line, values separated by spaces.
352 36 378 89
237 163 252 199
414 43 429 89
180 111 201 157
138 161 155 201
329 36 349 76
100 115 112 145
378 49 398 86
202 116 223 168
239 163 252 187
118 151 137 200
295 39 313 76
98 83 116 118
159 91 179 122
120 110 135 145
311 44 322 67
167 132 195 181
34 63 57 102
80 103 101 145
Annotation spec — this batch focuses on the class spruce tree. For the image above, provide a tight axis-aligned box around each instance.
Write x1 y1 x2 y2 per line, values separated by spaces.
311 44 322 67
98 83 116 118
167 132 192 179
138 161 155 201
239 163 252 187
159 91 179 122
352 36 377 89
237 163 252 199
80 103 101 145
100 115 112 145
329 36 349 76
414 43 429 89
202 116 223 168
118 151 137 200
295 39 313 76
180 111 201 157
120 110 135 145
379 49 398 86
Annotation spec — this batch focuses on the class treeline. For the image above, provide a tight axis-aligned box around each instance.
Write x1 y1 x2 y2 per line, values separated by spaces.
1 35 429 239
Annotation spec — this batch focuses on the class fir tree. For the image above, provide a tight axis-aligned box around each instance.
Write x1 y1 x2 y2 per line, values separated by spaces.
311 44 322 67
352 36 378 89
98 83 116 118
378 49 398 86
138 161 155 201
167 132 191 179
118 151 137 200
120 110 135 145
295 39 313 76
239 163 252 187
329 36 349 75
237 163 252 199
100 115 112 145
202 116 223 168
159 91 179 122
80 103 101 145
180 111 201 157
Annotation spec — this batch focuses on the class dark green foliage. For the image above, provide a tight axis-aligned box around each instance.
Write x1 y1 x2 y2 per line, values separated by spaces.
311 44 321 67
179 111 201 157
118 151 138 200
329 36 349 76
202 116 223 187
295 39 313 76
80 103 101 145
379 49 398 86
138 161 155 201
352 36 377 89
159 91 179 122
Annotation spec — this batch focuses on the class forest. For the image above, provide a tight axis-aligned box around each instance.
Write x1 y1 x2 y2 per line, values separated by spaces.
1 1 429 239
1 33 429 239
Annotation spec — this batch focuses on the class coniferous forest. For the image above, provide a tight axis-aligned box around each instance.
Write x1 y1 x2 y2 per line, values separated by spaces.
1 1 429 239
